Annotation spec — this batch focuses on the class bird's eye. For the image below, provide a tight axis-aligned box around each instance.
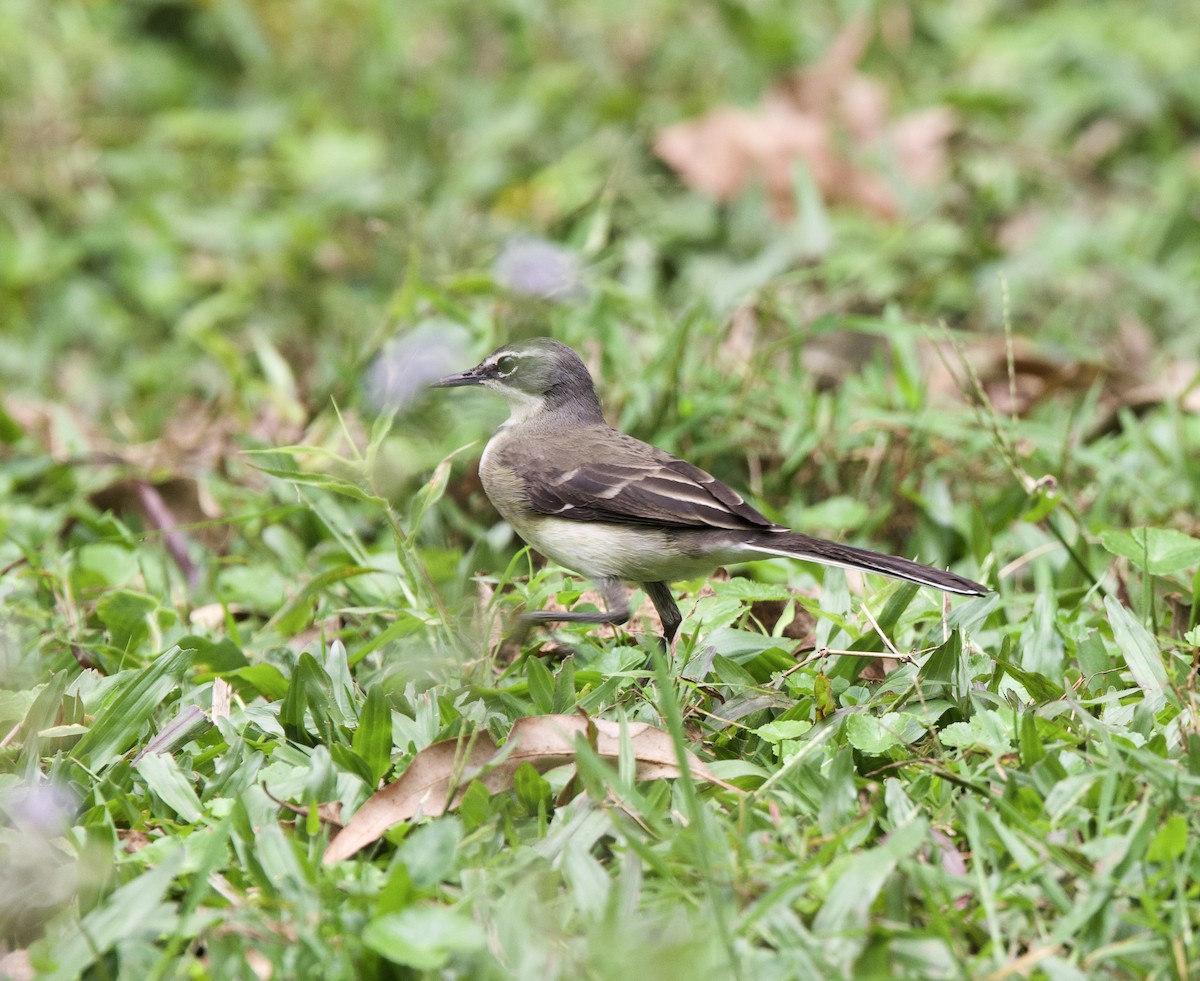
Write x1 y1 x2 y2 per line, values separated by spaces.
494 355 518 377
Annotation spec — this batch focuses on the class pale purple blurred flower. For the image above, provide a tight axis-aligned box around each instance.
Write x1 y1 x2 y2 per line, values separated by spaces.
366 320 472 410
2 782 77 834
1 783 81 940
493 237 586 301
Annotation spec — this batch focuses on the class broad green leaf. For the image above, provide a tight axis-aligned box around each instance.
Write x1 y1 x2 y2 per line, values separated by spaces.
920 631 969 701
711 578 795 602
223 663 289 700
280 652 345 737
136 751 204 822
1100 527 1200 575
1018 712 1046 768
263 564 378 636
743 646 798 681
995 656 1065 702
215 565 289 615
755 719 813 743
72 543 138 590
791 495 870 533
363 906 485 970
524 656 554 714
813 817 927 968
828 582 919 681
458 780 494 831
1147 813 1188 863
405 451 457 545
845 712 923 753
512 762 552 815
73 646 192 768
353 685 394 784
184 636 249 673
253 821 309 896
329 744 374 784
1104 596 1169 709
690 594 748 633
551 657 576 713
95 589 158 651
711 654 758 688
1020 591 1064 677
0 687 39 727
397 818 463 890
938 710 1014 754
349 613 426 666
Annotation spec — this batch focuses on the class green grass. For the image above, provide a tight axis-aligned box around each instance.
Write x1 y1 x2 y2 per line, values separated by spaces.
3 0 1200 978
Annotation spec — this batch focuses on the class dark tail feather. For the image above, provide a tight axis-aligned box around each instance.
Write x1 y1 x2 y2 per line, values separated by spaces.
748 531 988 596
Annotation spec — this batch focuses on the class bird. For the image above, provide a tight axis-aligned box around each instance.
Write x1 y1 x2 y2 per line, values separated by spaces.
433 337 988 645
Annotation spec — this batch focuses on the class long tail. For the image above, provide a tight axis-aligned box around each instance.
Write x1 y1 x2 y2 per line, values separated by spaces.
747 531 988 596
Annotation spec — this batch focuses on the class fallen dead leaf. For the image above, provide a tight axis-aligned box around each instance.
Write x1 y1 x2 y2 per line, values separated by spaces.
918 324 1200 432
0 950 33 981
921 334 1104 417
322 715 736 863
890 107 957 188
654 16 955 221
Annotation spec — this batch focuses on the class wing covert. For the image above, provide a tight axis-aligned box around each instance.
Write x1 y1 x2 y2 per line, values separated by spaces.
523 450 777 532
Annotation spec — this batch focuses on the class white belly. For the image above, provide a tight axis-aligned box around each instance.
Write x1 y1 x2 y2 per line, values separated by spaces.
508 513 733 583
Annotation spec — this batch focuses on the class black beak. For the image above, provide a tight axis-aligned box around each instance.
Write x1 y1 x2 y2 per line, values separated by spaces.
431 365 486 388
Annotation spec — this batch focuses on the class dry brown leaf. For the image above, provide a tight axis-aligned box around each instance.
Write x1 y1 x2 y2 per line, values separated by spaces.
921 335 1104 417
718 306 761 373
322 730 500 863
211 678 233 722
996 209 1043 254
0 950 34 981
322 715 734 863
118 828 154 853
189 604 232 629
654 17 954 221
890 107 957 188
788 14 873 117
917 325 1200 432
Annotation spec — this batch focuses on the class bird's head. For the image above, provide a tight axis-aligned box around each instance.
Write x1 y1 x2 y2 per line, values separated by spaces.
431 338 603 424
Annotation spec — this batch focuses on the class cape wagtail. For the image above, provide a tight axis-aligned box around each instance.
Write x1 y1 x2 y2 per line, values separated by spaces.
433 338 988 644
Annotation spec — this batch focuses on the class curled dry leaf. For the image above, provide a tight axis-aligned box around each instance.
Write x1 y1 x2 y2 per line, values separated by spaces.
322 715 735 863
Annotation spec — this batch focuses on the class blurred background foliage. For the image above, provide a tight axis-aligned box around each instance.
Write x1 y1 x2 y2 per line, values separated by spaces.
4 1 1200 976
3 0 1198 424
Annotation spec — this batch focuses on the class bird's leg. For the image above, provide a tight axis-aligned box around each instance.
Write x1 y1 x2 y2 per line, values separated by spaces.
514 576 631 641
641 581 682 648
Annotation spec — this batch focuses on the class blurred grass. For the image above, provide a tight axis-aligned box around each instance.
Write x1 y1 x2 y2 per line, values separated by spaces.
3 0 1200 978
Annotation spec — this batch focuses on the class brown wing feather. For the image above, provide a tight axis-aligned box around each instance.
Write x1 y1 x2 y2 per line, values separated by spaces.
519 428 778 531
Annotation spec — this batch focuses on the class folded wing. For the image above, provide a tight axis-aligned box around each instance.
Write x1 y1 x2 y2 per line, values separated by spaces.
523 431 778 532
